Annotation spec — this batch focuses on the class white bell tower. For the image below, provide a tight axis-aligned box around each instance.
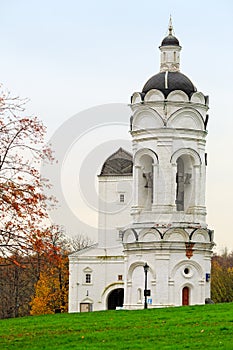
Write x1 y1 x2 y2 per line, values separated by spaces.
123 19 214 308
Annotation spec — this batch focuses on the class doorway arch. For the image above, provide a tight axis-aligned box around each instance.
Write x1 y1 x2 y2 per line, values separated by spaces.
182 286 189 306
107 288 124 310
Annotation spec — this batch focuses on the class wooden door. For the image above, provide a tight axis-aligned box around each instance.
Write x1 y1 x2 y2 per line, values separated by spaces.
80 303 91 312
182 287 189 306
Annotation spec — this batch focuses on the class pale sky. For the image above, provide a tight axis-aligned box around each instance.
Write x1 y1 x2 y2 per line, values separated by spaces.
1 0 233 252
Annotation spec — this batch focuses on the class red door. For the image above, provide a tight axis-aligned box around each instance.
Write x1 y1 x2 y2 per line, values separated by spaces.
182 287 189 306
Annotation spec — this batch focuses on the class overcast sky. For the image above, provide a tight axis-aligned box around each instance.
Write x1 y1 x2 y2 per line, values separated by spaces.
1 0 233 251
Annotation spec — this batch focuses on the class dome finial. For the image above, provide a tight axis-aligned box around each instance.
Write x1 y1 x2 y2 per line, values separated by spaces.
160 17 181 72
168 15 173 35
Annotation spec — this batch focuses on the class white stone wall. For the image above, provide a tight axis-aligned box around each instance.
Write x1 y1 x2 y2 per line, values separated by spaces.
69 170 132 313
130 91 208 226
69 248 124 312
123 240 212 309
98 176 132 247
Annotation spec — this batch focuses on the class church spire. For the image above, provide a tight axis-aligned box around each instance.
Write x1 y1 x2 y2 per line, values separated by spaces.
168 15 173 35
159 17 181 72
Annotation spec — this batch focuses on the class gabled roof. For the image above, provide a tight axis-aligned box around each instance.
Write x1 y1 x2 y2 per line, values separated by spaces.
99 147 133 176
69 243 98 257
69 244 124 258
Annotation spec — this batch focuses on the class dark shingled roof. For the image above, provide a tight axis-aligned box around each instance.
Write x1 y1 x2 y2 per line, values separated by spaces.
100 148 133 176
161 34 180 46
142 71 197 98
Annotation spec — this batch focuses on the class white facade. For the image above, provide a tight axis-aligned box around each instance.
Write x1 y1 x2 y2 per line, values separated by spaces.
69 21 214 312
69 148 132 312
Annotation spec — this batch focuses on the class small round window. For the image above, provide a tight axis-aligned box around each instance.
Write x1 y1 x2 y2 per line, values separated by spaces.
182 266 193 278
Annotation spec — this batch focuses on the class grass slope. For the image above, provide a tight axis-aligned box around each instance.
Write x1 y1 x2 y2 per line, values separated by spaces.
0 303 233 349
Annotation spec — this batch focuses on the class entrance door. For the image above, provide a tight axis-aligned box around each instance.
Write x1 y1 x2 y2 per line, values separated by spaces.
182 287 189 306
80 303 92 312
107 288 124 310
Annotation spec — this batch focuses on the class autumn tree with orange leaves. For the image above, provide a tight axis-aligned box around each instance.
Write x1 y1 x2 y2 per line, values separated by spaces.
211 250 233 303
0 85 94 318
0 85 55 261
30 230 93 315
30 258 69 315
30 226 69 315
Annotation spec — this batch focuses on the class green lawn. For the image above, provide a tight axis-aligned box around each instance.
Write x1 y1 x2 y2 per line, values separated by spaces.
0 303 232 349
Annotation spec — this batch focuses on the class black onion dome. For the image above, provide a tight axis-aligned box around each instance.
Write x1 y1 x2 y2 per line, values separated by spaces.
161 34 180 46
142 71 197 98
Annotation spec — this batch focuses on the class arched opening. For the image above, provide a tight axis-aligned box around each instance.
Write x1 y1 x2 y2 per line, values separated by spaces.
107 288 124 310
139 154 153 210
176 155 194 211
182 286 189 306
176 157 184 211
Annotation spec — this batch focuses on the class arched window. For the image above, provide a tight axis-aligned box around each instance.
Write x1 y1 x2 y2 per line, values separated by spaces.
176 157 184 211
140 154 153 210
175 154 194 212
134 149 158 211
